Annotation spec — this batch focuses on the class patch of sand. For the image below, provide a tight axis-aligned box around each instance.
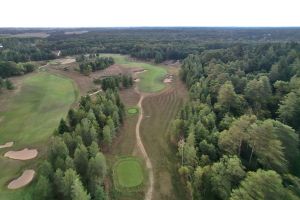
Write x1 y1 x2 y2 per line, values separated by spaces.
134 78 140 82
163 78 172 83
4 148 38 160
0 142 14 149
60 58 75 65
7 170 35 189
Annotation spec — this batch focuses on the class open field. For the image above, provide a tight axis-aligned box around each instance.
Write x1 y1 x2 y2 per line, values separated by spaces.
99 54 167 93
113 157 144 191
0 72 77 199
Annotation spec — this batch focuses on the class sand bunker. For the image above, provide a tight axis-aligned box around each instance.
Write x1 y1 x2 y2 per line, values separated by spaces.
163 78 172 83
0 142 14 149
8 170 35 189
60 58 75 65
4 148 38 160
134 69 147 75
134 78 140 82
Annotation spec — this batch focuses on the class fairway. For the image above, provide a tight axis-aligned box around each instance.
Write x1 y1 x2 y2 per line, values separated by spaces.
0 72 77 199
99 54 167 93
127 107 139 115
114 157 144 190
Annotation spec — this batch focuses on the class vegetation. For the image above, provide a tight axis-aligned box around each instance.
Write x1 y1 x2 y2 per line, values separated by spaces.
127 107 139 115
98 75 133 91
78 56 114 75
0 61 36 77
113 157 144 191
172 43 300 199
34 90 125 200
0 73 76 200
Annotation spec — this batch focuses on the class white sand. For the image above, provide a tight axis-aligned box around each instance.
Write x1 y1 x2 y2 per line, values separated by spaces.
4 148 38 160
8 170 35 189
163 78 172 83
0 142 14 149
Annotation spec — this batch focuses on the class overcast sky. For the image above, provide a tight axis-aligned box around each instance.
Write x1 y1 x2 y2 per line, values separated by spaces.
1 0 300 27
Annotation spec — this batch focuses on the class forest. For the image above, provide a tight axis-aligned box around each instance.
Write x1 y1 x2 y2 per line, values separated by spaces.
34 90 125 200
172 42 300 199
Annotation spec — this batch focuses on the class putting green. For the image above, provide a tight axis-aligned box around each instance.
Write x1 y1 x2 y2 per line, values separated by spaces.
0 72 77 199
114 157 144 190
99 54 167 93
127 107 139 115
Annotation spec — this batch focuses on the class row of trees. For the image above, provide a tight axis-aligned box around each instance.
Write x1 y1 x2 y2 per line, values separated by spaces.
97 75 133 91
0 61 35 78
173 43 300 199
78 57 114 75
34 90 125 200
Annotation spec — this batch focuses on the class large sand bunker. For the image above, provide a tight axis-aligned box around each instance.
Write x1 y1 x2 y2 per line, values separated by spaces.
4 148 38 160
8 170 35 189
0 142 14 149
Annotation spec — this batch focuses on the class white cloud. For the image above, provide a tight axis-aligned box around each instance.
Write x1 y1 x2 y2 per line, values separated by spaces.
1 0 300 27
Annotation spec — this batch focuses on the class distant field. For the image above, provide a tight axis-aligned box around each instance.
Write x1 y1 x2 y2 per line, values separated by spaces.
113 157 144 191
0 32 49 38
99 54 167 93
0 72 77 199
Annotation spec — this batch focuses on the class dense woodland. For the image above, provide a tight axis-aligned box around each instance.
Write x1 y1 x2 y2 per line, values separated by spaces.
34 90 125 200
97 75 133 91
1 28 300 63
172 43 300 199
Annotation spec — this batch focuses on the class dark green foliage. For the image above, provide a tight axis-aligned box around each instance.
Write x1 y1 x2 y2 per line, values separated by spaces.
79 57 114 75
174 43 300 199
35 90 124 199
99 75 133 91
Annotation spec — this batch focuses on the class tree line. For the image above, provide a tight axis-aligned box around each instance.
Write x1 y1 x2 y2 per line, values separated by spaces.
96 75 133 91
0 61 35 78
34 90 125 200
77 56 114 75
172 43 300 199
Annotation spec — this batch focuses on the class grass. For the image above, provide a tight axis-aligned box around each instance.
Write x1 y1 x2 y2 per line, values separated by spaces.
140 71 189 200
127 107 139 115
99 54 167 93
0 72 77 199
113 157 144 191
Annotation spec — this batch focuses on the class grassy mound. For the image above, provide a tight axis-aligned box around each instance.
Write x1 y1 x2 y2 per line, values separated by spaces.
113 157 144 191
127 107 139 115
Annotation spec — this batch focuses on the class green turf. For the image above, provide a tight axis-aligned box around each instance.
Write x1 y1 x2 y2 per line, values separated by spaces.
127 107 139 115
0 72 77 199
99 54 167 93
113 157 144 190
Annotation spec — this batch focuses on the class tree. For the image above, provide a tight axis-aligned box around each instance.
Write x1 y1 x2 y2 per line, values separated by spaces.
74 144 89 178
71 178 91 200
94 186 107 200
278 89 300 130
58 118 69 134
230 170 291 200
34 176 52 200
103 125 112 145
62 169 79 199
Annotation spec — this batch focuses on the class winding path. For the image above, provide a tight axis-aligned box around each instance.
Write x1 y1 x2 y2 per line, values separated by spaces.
136 93 154 200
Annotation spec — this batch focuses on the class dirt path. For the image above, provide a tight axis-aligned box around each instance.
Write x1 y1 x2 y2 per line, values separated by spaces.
135 93 154 200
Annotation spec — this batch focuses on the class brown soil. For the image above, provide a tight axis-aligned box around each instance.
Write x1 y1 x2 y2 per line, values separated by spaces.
7 170 35 189
0 142 14 149
4 148 38 160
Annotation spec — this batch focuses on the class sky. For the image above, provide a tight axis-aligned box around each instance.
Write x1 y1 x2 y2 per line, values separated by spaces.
1 0 300 27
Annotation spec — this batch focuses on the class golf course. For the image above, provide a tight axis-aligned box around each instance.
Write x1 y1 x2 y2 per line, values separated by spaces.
0 72 77 199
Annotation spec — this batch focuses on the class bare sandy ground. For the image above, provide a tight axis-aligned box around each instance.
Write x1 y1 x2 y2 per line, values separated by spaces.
7 170 35 189
163 78 172 83
4 148 38 160
0 142 14 149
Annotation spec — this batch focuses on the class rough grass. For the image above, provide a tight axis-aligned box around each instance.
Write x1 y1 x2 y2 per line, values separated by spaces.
0 72 77 199
140 72 188 200
113 157 144 191
99 54 167 93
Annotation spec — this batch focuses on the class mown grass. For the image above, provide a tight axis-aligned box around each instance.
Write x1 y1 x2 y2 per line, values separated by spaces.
140 73 188 200
0 72 77 199
127 107 139 115
99 54 167 93
113 157 144 191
